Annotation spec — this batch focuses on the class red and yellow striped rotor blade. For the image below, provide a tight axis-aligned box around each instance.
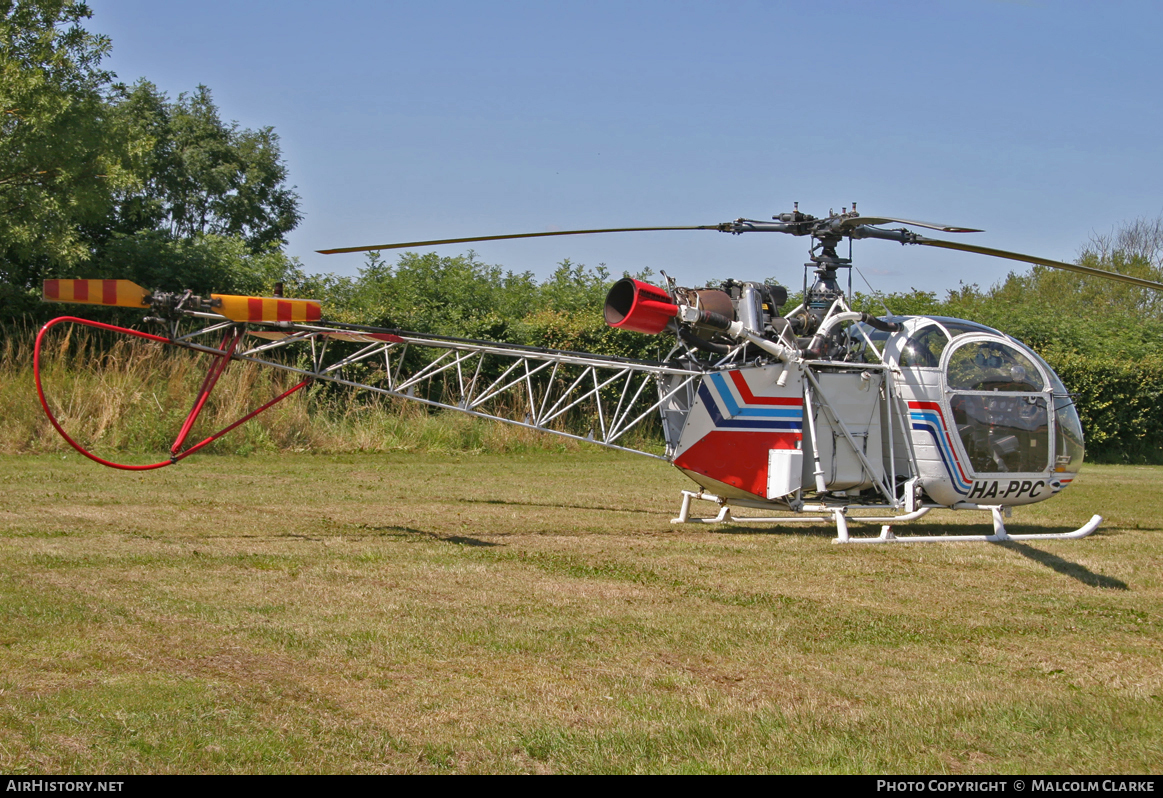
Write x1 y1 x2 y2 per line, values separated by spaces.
212 294 323 324
43 279 150 308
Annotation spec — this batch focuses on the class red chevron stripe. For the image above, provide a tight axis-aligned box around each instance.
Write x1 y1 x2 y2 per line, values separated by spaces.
728 370 802 406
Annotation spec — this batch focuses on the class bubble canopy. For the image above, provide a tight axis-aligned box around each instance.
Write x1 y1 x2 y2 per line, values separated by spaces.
847 317 1086 475
941 334 1083 475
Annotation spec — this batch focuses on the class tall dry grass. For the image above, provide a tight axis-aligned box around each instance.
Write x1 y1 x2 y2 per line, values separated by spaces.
0 326 595 457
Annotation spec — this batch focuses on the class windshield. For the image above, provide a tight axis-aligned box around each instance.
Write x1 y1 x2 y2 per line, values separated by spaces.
945 338 1050 473
946 341 1045 392
1027 350 1086 469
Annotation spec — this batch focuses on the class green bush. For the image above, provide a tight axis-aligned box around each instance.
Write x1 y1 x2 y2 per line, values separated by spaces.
1043 351 1163 464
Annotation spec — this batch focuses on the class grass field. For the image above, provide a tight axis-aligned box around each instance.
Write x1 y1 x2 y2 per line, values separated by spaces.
0 450 1161 774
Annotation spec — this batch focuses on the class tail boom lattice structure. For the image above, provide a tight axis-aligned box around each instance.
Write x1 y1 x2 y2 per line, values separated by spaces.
161 319 706 460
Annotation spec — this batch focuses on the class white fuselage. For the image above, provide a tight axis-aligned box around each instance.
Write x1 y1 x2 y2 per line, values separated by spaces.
666 316 1083 509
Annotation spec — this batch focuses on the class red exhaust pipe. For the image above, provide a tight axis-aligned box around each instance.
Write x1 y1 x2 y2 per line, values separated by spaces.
603 278 679 334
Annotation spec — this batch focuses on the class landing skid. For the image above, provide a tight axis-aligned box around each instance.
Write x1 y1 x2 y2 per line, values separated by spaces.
671 490 1102 543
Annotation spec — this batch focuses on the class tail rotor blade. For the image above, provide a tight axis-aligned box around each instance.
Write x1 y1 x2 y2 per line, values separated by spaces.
43 279 150 308
212 294 323 324
913 237 1163 292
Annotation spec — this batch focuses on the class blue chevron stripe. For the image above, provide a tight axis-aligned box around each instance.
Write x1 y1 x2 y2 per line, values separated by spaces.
706 373 803 420
699 381 802 431
910 411 971 494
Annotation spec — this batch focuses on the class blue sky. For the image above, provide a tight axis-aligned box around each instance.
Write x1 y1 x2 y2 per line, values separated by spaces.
90 0 1163 297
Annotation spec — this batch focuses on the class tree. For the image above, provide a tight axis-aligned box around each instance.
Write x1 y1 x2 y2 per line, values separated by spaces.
1087 215 1163 271
94 230 298 296
0 0 134 268
935 217 1163 357
107 81 301 253
0 3 304 325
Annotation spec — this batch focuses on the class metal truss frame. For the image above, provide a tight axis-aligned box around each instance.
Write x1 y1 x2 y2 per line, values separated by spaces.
165 318 706 460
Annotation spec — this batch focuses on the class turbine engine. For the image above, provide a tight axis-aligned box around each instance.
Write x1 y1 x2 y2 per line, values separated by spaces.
602 276 897 362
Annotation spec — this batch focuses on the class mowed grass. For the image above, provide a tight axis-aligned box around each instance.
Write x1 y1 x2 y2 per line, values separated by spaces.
0 451 1160 773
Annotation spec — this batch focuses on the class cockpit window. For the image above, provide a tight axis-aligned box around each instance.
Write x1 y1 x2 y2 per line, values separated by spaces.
1027 350 1086 468
899 325 950 368
946 341 1044 392
946 338 1050 474
949 394 1050 473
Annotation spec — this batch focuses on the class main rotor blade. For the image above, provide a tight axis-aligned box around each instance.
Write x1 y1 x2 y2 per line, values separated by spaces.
848 217 983 234
914 237 1163 292
317 226 721 255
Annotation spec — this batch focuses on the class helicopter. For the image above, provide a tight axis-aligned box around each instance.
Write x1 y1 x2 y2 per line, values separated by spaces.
36 204 1163 543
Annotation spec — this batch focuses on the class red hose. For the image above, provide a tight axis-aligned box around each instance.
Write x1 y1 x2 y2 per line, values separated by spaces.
34 316 309 470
